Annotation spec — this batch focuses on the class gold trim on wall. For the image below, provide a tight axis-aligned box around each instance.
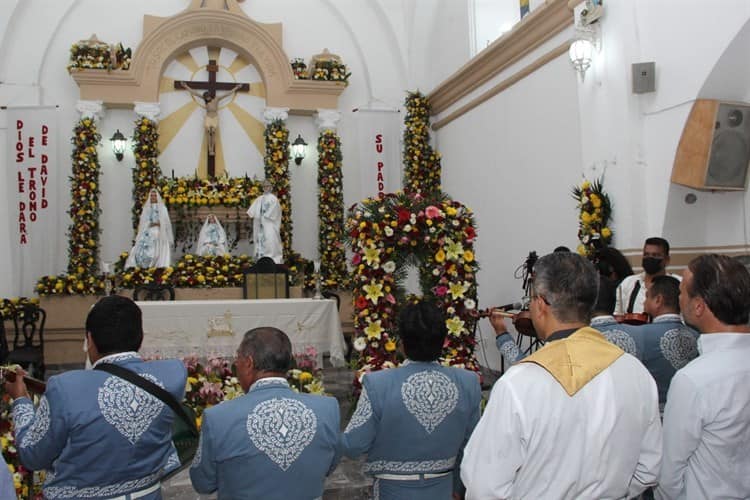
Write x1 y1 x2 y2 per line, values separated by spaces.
427 0 572 118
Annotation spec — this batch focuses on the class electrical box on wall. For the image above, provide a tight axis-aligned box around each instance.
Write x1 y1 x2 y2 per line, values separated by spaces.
632 62 656 94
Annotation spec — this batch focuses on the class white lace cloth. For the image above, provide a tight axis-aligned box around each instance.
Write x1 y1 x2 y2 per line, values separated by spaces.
137 298 346 367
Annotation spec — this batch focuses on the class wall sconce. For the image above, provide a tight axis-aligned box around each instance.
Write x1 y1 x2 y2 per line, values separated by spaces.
569 37 594 80
109 129 127 161
291 134 308 165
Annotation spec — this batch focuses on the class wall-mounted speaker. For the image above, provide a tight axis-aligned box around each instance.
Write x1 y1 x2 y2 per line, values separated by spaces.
671 99 750 190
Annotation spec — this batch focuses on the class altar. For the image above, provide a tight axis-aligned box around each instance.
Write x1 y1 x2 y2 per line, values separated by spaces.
137 298 346 367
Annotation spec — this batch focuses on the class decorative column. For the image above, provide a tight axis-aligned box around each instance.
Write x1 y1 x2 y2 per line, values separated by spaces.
262 107 293 261
67 100 104 288
132 102 162 232
314 109 347 289
402 91 442 197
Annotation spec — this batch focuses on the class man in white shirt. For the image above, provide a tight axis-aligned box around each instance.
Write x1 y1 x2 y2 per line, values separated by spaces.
462 252 661 499
656 254 750 499
615 237 681 314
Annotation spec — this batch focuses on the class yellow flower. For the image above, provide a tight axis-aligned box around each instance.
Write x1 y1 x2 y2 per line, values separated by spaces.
601 227 612 238
445 239 464 261
577 244 587 255
445 206 457 216
435 249 446 263
446 316 466 336
363 246 380 266
580 211 592 224
299 372 313 383
365 319 383 340
463 250 474 262
384 339 397 352
581 180 591 189
364 282 384 303
449 281 469 299
590 194 602 208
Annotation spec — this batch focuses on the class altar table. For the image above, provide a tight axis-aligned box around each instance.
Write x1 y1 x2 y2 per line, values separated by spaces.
137 298 346 367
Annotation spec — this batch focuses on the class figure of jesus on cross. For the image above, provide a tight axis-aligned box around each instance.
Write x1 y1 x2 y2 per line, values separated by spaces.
174 58 250 177
180 81 241 157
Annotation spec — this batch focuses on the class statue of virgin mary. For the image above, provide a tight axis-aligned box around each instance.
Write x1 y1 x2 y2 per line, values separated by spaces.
195 214 228 256
125 189 174 268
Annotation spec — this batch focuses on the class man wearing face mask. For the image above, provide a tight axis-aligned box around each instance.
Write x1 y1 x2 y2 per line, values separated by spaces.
615 237 681 315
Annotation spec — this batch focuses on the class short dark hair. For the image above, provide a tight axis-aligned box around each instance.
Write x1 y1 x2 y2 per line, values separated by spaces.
86 296 143 355
644 237 670 256
533 252 599 323
553 246 571 253
595 246 634 284
686 254 750 325
649 275 681 311
398 301 446 362
238 327 292 372
593 276 617 314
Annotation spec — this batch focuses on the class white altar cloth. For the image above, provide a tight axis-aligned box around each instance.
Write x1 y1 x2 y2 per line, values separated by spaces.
137 298 346 367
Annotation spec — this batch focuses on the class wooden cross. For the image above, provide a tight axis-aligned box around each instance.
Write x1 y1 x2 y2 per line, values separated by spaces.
174 59 250 177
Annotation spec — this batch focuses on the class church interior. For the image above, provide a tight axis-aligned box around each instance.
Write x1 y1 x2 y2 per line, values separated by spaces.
1 0 750 497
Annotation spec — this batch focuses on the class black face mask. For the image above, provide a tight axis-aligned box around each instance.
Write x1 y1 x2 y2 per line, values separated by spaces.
642 257 664 275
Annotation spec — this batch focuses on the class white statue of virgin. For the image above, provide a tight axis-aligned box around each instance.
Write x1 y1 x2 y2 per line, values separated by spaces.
195 214 229 256
125 189 174 268
246 180 283 264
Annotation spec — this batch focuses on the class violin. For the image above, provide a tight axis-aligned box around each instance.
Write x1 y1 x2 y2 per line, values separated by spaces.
614 313 650 325
477 307 537 337
1 367 46 394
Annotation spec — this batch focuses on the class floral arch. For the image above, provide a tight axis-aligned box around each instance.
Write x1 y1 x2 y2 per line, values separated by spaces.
346 192 480 377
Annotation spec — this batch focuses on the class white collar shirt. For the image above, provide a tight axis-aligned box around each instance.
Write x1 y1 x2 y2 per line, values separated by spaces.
461 353 661 499
615 273 682 314
656 333 750 500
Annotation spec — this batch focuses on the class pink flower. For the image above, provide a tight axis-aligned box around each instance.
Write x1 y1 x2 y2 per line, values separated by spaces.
352 253 362 265
425 205 440 219
435 286 448 297
385 294 396 304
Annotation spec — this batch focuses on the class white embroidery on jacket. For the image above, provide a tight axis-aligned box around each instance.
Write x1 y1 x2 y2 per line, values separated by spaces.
345 386 372 433
246 398 317 471
98 374 165 444
401 371 458 433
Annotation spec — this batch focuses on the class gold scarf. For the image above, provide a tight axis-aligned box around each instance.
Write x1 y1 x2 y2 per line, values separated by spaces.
519 327 624 396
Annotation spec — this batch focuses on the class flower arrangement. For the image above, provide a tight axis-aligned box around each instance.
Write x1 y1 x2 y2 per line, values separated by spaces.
182 350 325 421
346 192 480 382
35 273 105 296
66 38 111 72
290 58 309 79
311 60 351 84
0 385 44 499
67 117 102 278
572 177 613 256
159 176 262 208
66 37 131 72
316 130 348 290
115 253 253 289
132 117 161 231
403 91 442 196
264 120 294 259
0 298 39 320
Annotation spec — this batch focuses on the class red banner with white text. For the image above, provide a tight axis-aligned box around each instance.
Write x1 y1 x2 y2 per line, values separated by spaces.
353 109 401 200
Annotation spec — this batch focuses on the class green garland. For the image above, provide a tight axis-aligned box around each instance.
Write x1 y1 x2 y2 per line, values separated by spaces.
36 118 106 295
263 119 293 259
317 130 348 289
132 117 161 232
402 91 442 196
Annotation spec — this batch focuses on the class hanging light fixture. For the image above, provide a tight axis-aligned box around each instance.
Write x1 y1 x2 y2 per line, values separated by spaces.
109 129 127 161
291 134 308 166
568 38 594 80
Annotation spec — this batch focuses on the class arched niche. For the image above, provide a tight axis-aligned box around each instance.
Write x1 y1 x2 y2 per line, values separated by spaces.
71 0 345 111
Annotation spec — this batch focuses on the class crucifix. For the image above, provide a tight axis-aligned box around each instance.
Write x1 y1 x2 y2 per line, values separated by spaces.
174 59 250 177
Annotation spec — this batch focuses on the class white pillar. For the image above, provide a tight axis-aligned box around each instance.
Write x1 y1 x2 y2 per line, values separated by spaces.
315 109 341 131
263 107 289 124
133 102 161 122
75 100 104 120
